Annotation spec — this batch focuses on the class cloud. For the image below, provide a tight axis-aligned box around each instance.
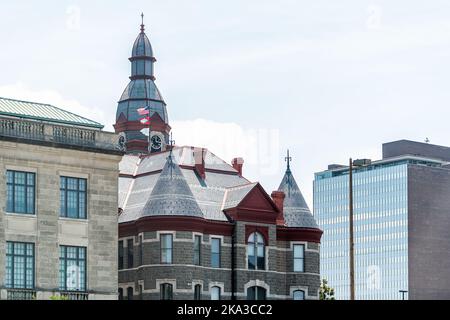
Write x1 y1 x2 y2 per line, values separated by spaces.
171 118 282 178
0 82 108 128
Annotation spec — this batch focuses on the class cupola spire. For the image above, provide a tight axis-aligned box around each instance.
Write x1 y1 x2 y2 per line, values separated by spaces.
140 12 145 33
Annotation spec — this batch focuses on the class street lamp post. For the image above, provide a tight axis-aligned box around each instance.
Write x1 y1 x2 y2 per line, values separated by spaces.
349 158 372 301
399 290 408 300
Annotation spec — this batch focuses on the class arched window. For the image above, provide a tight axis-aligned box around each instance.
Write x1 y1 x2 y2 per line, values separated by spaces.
160 283 173 300
293 290 305 300
248 232 265 270
247 286 267 300
211 286 221 300
127 287 133 300
118 288 123 300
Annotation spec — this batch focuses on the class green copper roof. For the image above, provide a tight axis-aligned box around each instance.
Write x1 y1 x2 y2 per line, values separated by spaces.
0 97 104 129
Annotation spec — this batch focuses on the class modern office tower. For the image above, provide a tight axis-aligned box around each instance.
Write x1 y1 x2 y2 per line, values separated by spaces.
315 139 450 300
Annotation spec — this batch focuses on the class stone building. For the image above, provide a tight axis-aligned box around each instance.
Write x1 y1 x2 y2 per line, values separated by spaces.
0 97 123 300
117 19 323 300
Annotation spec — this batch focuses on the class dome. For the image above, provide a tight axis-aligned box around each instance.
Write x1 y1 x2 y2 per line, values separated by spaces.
132 32 154 58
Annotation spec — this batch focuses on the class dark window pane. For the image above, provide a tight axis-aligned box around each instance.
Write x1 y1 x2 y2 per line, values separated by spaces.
127 287 133 300
211 238 221 268
6 242 35 289
60 176 87 219
194 235 201 266
160 284 173 300
118 241 124 270
127 239 134 268
194 285 202 300
59 246 87 291
161 235 173 264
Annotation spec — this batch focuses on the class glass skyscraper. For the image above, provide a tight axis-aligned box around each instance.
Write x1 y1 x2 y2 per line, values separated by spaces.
314 140 450 300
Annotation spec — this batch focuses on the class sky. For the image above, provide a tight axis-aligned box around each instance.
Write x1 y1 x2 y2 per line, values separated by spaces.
1 0 450 208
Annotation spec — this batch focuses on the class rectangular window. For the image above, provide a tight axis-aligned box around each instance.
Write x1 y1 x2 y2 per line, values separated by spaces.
293 244 305 272
139 235 143 266
118 240 124 270
5 242 35 289
60 176 87 219
211 238 221 268
194 284 202 300
160 283 173 300
193 235 201 266
6 171 35 215
127 239 134 268
59 246 86 292
160 234 173 264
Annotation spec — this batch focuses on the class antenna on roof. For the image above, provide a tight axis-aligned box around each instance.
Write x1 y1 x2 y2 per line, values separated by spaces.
425 137 430 144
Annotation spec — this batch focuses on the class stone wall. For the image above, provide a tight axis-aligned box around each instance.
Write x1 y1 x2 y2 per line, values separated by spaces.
0 139 122 300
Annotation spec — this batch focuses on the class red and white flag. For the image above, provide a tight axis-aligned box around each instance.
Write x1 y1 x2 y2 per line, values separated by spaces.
137 107 150 116
140 116 151 125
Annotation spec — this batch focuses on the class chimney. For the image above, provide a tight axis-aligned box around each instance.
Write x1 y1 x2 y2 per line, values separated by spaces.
232 158 244 177
192 147 206 179
271 191 286 226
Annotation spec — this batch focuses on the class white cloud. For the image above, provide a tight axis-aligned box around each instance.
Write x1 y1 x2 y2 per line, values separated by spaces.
171 118 282 178
0 82 109 128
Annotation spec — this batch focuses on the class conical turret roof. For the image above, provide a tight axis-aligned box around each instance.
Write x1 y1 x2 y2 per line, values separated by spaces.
278 167 319 229
142 156 203 218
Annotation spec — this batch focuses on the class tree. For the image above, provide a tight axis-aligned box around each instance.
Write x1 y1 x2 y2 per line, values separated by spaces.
319 279 335 300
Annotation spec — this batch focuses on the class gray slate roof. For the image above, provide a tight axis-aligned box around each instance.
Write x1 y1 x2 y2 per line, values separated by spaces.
119 147 251 223
278 169 319 229
142 157 203 218
222 183 258 210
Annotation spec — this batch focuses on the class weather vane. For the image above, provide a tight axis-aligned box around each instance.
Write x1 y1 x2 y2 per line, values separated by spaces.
168 132 175 178
285 149 292 171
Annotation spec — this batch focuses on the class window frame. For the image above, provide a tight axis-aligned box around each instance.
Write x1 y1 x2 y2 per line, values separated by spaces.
160 283 173 300
59 245 87 292
59 176 87 220
211 238 221 268
194 284 202 300
246 286 267 300
247 232 265 270
193 235 202 266
293 244 305 272
127 239 134 269
118 240 124 270
5 241 35 289
293 290 305 300
6 170 36 215
160 234 173 264
211 286 221 300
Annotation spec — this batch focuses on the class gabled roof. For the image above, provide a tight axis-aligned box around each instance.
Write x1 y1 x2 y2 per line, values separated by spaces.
222 183 259 210
0 97 103 129
142 156 203 218
278 168 319 229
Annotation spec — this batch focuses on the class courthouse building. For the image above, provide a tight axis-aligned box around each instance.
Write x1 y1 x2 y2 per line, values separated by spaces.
116 20 323 300
0 97 122 300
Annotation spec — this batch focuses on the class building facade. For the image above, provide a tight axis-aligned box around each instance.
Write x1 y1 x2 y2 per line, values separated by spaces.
315 139 450 300
117 20 323 300
0 97 123 300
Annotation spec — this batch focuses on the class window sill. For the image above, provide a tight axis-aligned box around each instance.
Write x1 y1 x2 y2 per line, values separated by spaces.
5 212 37 218
59 217 88 223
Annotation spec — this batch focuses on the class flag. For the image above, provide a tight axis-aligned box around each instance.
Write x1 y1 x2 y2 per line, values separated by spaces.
137 107 150 116
140 116 151 125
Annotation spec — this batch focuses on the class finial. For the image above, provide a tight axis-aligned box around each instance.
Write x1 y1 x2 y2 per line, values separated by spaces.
425 137 430 144
285 150 293 197
140 12 145 33
167 132 176 178
285 149 292 172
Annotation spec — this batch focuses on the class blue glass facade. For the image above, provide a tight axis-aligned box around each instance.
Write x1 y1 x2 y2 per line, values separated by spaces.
314 161 409 300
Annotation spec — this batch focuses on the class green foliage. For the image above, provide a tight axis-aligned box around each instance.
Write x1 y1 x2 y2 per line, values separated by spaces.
319 279 335 300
